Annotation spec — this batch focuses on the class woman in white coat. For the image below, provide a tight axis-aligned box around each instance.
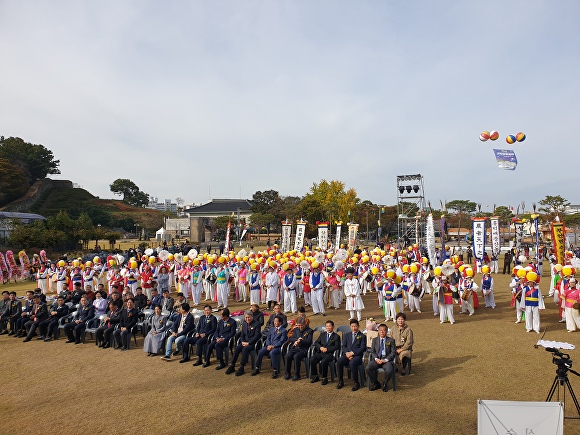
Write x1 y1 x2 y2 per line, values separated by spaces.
343 267 364 321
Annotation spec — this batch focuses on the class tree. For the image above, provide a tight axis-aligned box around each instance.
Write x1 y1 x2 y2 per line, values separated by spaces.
301 180 359 223
249 212 276 236
0 158 29 206
0 136 60 182
538 195 570 220
446 200 477 214
493 206 514 225
251 190 283 215
109 178 149 207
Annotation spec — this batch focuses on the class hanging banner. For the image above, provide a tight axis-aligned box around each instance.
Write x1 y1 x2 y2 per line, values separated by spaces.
317 221 329 250
513 219 524 249
552 222 566 265
471 217 487 260
280 221 292 253
489 217 501 258
225 219 231 251
335 221 342 250
532 214 540 259
294 220 307 252
348 223 359 250
440 215 446 265
240 225 248 242
426 214 436 266
493 149 518 170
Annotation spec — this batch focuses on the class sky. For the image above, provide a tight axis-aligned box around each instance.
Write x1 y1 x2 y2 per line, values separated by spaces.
1 1 579 212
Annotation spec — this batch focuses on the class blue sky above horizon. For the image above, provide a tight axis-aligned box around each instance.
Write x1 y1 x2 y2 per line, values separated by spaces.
1 1 578 210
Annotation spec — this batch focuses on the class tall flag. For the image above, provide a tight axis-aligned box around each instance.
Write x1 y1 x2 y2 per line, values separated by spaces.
317 221 329 250
551 221 566 265
440 215 446 265
240 224 248 243
335 221 342 251
513 219 524 250
426 214 437 266
489 217 501 259
281 221 292 253
294 220 307 251
225 218 231 251
348 223 359 250
472 217 487 262
532 214 540 260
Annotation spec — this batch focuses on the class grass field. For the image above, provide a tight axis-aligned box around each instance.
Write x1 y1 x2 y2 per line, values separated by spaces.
0 271 578 434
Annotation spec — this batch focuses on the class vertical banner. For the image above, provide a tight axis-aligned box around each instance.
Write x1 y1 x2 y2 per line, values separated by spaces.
335 221 342 250
348 223 359 250
532 214 540 259
440 215 446 265
489 217 501 258
225 218 231 251
281 221 292 253
426 214 437 266
294 220 307 251
317 221 329 250
551 222 566 265
471 218 487 261
513 219 524 249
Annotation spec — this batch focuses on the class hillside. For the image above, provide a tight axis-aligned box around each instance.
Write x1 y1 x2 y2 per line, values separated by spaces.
30 185 167 231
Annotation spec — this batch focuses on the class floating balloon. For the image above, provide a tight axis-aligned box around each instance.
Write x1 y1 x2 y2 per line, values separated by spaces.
479 131 490 141
516 132 526 142
506 134 516 144
489 130 499 140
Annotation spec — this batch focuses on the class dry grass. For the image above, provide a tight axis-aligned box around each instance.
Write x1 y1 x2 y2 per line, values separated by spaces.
1 273 579 434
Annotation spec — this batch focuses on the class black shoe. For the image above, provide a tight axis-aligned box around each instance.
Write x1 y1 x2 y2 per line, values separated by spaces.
8 331 15 336
98 343 104 348
336 381 344 389
251 368 260 376
382 383 389 392
284 373 291 380
22 338 31 342
44 337 52 342
36 336 45 340
215 363 226 370
161 355 171 361
179 357 190 364
65 340 74 343
235 367 245 376
291 374 301 381
192 360 203 366
351 382 360 392
225 365 236 375
172 350 181 356
272 370 278 379
321 378 328 386
0 330 7 335
369 382 381 391
102 344 110 349
121 347 127 351
310 376 320 383
74 341 80 345
202 361 210 368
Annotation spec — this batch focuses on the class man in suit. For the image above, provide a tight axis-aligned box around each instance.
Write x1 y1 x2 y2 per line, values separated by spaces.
15 291 35 337
0 291 9 332
204 308 237 369
160 289 174 313
284 316 313 381
366 323 396 392
261 303 288 338
161 303 194 360
252 315 287 378
22 294 49 342
337 318 366 391
39 296 69 341
225 310 261 376
97 302 122 348
180 305 217 364
112 298 138 350
310 319 341 385
64 296 95 344
0 292 22 335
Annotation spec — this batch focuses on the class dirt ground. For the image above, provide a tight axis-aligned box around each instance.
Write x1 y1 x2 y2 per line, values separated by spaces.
0 271 578 434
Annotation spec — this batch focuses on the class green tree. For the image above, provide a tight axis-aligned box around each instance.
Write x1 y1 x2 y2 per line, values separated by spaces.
0 136 60 182
0 158 29 206
110 178 149 207
538 195 570 220
493 205 514 225
446 200 477 214
301 180 359 223
251 190 283 215
249 212 276 235
8 220 46 248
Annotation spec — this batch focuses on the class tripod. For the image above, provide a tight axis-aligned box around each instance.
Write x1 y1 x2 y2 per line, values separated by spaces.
546 365 580 419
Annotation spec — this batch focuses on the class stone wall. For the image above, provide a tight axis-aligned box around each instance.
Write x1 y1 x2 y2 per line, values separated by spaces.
0 178 73 212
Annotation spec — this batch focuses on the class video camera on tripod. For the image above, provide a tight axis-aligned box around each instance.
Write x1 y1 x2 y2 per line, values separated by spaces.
546 347 573 374
545 347 580 419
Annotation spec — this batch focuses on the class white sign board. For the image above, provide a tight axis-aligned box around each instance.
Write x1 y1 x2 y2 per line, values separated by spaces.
478 400 563 435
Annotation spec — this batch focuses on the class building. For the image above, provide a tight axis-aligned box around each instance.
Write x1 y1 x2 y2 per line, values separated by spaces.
0 211 47 241
164 199 254 242
147 197 178 213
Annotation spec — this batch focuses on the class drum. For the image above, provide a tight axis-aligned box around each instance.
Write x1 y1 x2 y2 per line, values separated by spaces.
461 289 472 301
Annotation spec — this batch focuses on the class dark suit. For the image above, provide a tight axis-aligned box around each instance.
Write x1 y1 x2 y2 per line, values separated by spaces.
182 315 217 361
16 299 34 334
256 326 288 372
262 312 288 337
113 307 139 349
205 316 237 365
64 304 95 343
1 300 22 333
310 330 341 378
160 297 174 313
285 326 313 377
24 303 49 340
231 319 261 368
164 312 195 357
366 335 396 387
39 303 69 338
337 330 366 385
96 308 122 347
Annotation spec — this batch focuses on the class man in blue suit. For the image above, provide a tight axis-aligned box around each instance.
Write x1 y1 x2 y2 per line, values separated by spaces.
337 318 366 391
181 305 217 364
284 317 313 381
252 315 287 378
161 303 194 360
204 307 237 369
64 296 95 344
225 310 261 376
